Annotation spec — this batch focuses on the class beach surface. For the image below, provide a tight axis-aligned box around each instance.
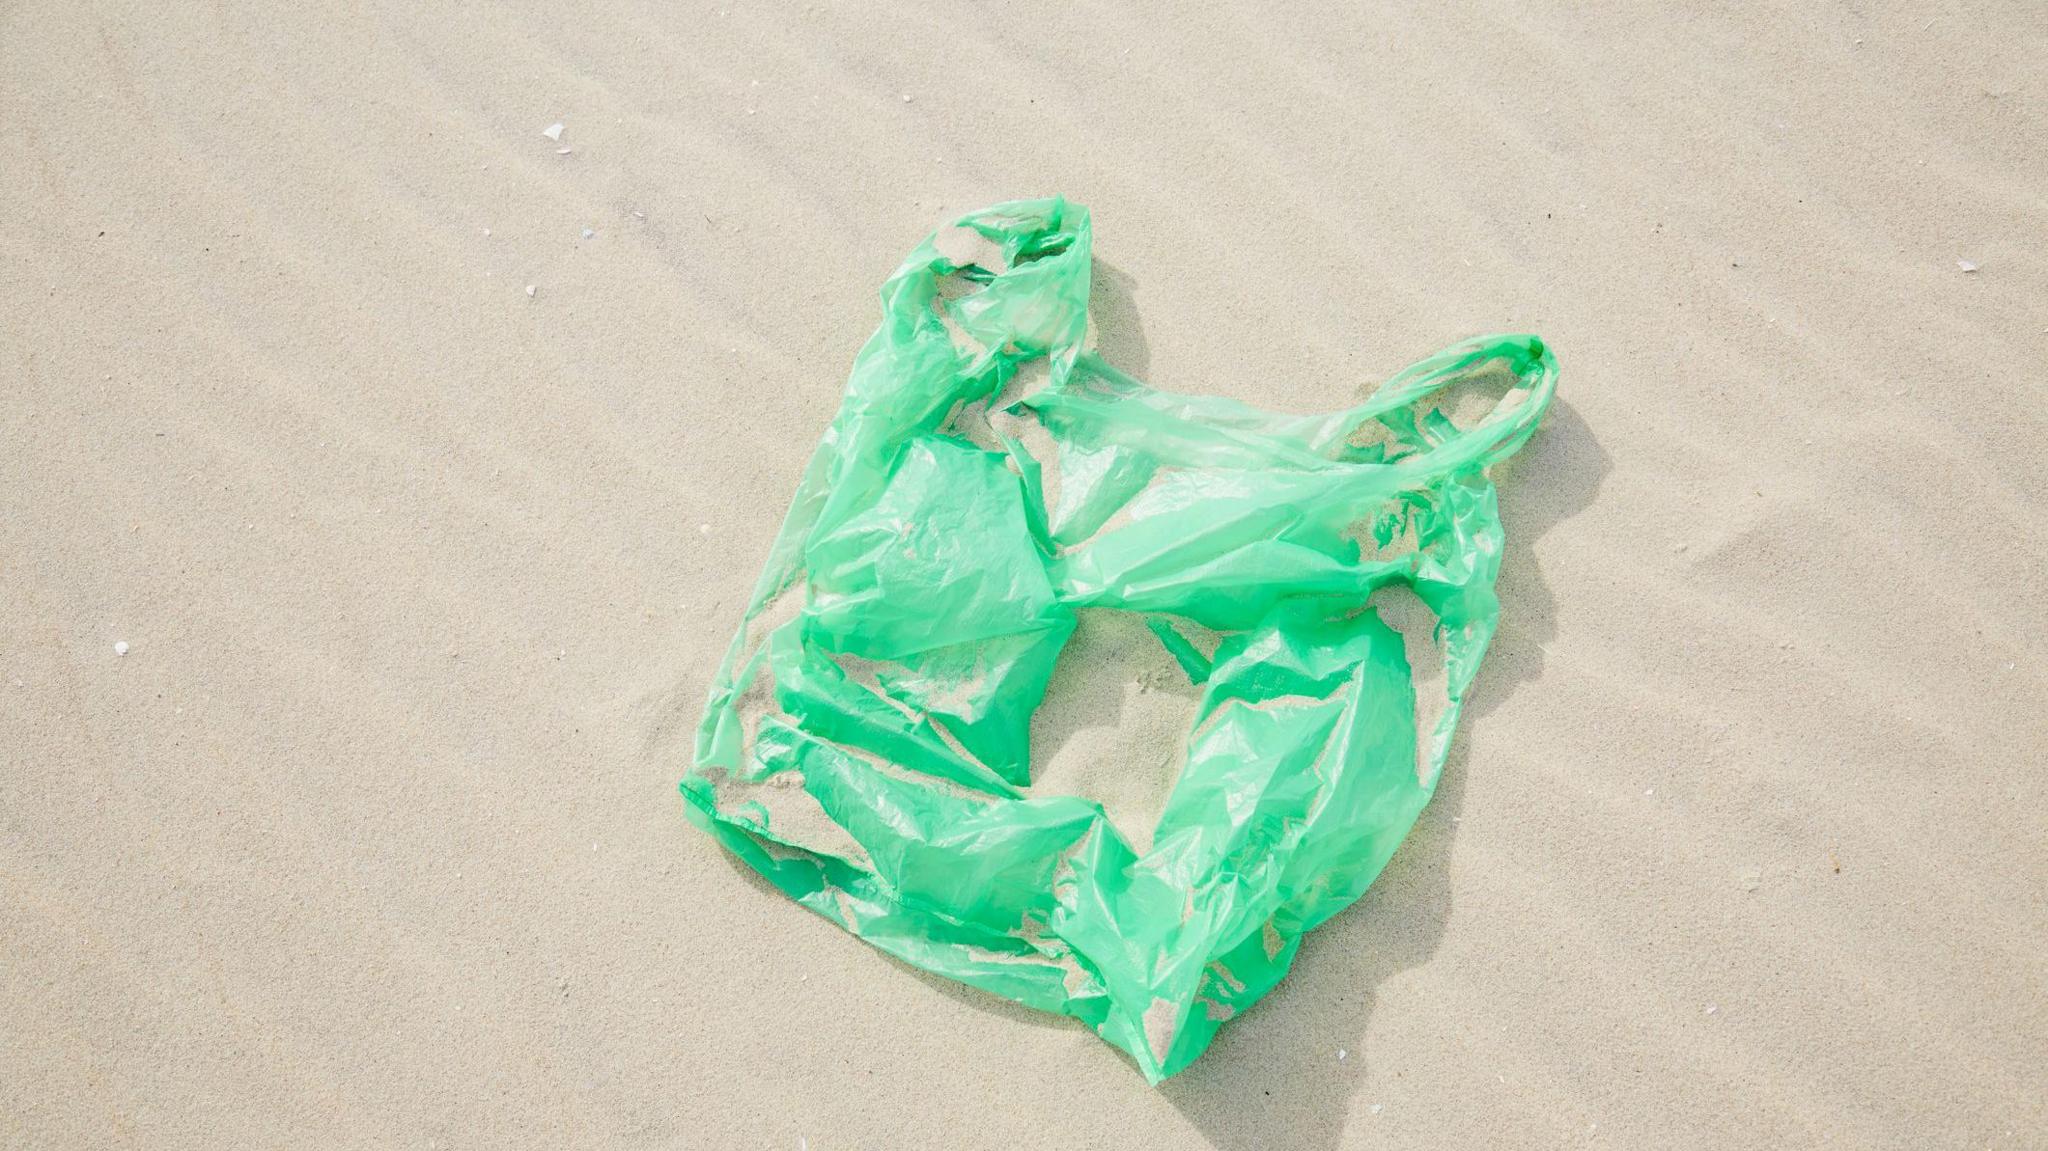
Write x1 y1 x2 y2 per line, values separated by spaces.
4 2 2044 1146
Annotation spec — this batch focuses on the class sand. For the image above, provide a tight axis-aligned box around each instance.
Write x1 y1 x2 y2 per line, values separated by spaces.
4 2 2044 1146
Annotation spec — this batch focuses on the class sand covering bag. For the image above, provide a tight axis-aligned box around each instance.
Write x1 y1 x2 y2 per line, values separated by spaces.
682 198 1557 1082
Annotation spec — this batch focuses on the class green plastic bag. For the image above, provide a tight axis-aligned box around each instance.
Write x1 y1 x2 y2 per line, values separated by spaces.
683 197 1557 1082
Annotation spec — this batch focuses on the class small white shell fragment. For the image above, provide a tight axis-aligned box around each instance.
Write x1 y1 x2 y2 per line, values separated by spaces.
114 641 129 656
1705 1004 1719 1015
1369 1104 1384 1115
482 227 491 236
1336 1048 1348 1062
556 147 573 155
698 523 712 535
901 93 913 103
582 227 594 239
525 284 536 297
542 122 564 141
1956 258 1978 272
632 209 645 219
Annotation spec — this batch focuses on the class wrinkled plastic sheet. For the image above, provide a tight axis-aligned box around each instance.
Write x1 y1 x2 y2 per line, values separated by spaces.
682 197 1557 1082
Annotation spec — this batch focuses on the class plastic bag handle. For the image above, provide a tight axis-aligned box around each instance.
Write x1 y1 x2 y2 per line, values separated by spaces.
1374 334 1558 481
882 198 1096 378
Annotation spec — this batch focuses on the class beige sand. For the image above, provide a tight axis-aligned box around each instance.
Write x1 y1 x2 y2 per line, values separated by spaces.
4 2 2044 1146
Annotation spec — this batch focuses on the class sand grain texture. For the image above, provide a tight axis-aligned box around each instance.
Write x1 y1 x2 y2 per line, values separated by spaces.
3 2 2044 1147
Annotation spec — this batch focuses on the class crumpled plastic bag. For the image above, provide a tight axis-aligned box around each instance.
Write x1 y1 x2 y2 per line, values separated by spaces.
683 197 1557 1082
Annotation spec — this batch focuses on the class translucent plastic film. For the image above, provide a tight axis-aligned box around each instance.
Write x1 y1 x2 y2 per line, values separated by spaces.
683 198 1557 1082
